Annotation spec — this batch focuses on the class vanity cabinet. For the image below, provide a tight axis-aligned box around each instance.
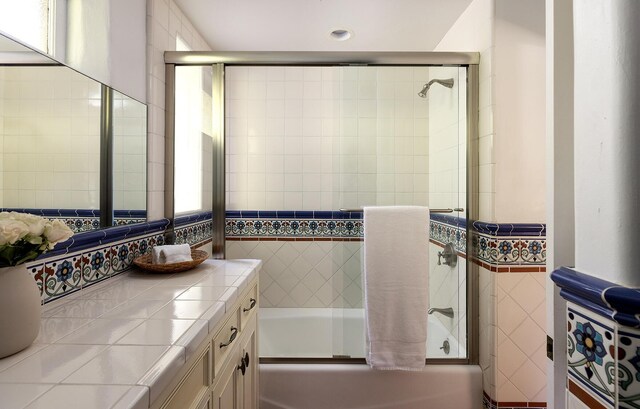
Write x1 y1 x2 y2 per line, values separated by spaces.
155 278 259 409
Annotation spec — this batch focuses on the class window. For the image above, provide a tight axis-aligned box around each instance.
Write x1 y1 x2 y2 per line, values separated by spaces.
0 0 50 53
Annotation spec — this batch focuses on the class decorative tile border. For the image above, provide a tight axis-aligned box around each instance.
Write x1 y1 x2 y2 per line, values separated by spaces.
551 267 640 328
430 214 466 254
568 379 610 409
482 391 546 409
225 218 364 239
617 327 640 409
25 219 169 303
226 210 362 239
224 210 547 269
567 305 616 407
175 212 213 247
22 210 215 303
1 208 147 233
473 233 546 267
553 268 640 409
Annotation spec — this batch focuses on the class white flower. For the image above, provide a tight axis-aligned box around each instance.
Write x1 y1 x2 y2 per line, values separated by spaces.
10 212 47 237
0 219 29 245
44 219 74 248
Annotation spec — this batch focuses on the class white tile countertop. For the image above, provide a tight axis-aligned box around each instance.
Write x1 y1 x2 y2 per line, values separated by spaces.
0 259 261 409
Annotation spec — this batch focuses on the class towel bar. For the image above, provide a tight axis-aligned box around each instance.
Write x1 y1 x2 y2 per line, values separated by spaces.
338 207 464 213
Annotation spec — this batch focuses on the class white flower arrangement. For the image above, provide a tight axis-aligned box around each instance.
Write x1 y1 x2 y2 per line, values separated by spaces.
0 212 74 267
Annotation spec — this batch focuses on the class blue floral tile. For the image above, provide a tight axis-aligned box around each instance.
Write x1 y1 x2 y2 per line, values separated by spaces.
27 263 45 302
567 304 616 407
137 237 151 256
430 220 466 253
81 247 111 285
225 217 364 239
617 326 640 409
43 254 83 302
110 241 136 274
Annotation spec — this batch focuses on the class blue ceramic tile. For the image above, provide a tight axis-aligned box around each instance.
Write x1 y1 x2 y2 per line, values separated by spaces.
101 225 132 244
294 210 313 218
567 306 616 407
27 263 45 300
258 210 277 218
552 267 640 327
241 210 259 218
43 254 83 302
276 211 295 218
226 210 241 218
81 247 111 285
126 223 149 238
75 209 98 217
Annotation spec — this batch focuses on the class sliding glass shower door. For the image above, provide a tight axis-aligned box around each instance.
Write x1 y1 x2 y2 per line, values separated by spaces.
221 64 470 360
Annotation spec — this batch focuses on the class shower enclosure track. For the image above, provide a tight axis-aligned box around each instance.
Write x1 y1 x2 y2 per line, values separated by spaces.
339 208 464 213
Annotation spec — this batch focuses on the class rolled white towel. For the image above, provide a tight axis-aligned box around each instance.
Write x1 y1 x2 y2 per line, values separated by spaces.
152 244 192 264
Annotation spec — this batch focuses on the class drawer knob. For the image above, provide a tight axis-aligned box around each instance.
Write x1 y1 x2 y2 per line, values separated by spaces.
243 298 257 313
219 326 238 349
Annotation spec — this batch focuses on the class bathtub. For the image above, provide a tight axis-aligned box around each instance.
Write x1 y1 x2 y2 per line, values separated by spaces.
259 307 466 358
259 308 481 409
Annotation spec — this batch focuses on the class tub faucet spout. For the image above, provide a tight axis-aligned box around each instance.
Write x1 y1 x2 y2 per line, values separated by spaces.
428 307 454 319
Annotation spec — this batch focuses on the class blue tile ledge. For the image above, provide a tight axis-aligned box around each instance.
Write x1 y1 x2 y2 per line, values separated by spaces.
37 219 170 261
551 266 640 328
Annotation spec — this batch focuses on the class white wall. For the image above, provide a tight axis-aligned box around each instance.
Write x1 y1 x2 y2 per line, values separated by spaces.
435 0 495 221
573 0 640 287
435 0 548 403
66 0 147 103
545 0 573 408
493 0 546 223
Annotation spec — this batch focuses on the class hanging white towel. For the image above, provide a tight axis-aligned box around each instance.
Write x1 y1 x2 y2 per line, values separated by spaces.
364 206 429 371
152 244 193 264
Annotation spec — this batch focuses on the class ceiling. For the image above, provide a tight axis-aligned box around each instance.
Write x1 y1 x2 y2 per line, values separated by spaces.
174 0 473 51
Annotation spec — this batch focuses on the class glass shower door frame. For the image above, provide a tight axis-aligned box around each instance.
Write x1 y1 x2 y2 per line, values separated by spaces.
164 52 479 365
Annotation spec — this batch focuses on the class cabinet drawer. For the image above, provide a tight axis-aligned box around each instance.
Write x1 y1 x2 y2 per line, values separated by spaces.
239 285 258 331
162 347 209 409
213 310 240 378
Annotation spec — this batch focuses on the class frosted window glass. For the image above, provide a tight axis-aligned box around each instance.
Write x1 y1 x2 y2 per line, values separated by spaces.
0 0 49 53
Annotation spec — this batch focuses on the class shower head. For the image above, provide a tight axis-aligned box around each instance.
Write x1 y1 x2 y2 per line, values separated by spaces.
417 78 455 98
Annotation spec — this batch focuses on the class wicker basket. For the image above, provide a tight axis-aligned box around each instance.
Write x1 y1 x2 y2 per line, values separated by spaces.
133 249 209 273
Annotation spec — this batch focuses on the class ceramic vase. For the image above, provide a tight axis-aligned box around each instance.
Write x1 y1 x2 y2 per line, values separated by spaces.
0 265 41 358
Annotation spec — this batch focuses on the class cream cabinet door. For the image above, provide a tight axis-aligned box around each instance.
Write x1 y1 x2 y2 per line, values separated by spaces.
238 326 257 409
212 352 240 409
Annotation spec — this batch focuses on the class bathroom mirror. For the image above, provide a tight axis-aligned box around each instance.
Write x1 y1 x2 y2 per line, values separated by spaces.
0 31 147 232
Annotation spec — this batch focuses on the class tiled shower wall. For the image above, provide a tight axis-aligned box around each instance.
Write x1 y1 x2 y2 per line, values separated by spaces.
225 65 432 211
225 65 468 348
426 65 467 344
427 66 467 210
0 66 101 209
227 239 364 308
